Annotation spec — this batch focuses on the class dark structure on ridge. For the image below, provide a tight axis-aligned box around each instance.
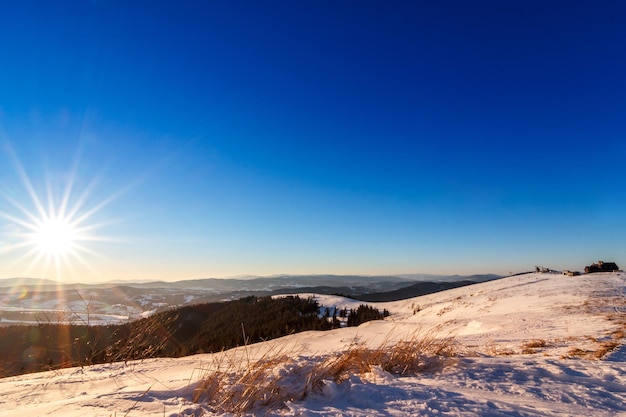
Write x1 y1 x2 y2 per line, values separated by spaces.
584 260 620 274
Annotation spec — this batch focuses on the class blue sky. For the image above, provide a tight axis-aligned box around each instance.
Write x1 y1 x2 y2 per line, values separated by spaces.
1 1 625 281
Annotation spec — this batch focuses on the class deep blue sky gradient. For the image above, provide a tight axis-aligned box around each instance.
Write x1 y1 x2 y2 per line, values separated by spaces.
1 1 625 280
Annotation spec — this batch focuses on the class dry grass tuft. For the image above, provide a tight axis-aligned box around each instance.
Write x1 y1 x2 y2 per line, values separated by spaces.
483 340 515 356
564 340 620 360
191 342 298 413
592 341 619 359
562 322 625 360
521 339 550 354
192 330 457 415
322 330 457 381
523 339 548 349
565 347 591 358
612 329 625 340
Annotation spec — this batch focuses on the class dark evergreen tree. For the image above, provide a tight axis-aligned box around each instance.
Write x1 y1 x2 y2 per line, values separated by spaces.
346 304 386 327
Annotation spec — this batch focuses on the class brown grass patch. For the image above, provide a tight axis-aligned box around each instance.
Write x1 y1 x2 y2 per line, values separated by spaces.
592 341 619 359
191 342 297 413
520 339 552 354
324 331 457 379
522 339 548 349
565 347 591 358
563 340 620 360
483 340 515 356
611 329 625 340
192 330 457 414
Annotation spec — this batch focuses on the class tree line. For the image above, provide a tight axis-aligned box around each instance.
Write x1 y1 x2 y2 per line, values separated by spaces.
0 295 388 378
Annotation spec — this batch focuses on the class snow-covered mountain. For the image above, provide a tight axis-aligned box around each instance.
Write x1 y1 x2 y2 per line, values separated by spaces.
0 271 624 416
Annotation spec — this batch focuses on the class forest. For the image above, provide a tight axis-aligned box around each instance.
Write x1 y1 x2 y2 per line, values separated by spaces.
0 295 387 378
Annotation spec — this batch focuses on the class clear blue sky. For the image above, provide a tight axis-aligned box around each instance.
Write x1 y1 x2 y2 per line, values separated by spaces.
1 1 625 282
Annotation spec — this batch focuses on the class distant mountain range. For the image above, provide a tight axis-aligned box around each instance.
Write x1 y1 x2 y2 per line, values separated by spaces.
354 280 480 302
0 273 502 293
0 273 504 329
0 277 60 288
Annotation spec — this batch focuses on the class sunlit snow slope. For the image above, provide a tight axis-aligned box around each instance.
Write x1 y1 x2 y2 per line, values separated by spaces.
0 272 624 416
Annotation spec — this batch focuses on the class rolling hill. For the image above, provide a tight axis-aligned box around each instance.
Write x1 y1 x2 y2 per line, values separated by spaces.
0 271 623 416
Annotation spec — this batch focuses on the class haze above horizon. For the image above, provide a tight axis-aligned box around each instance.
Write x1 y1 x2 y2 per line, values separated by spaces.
1 1 625 283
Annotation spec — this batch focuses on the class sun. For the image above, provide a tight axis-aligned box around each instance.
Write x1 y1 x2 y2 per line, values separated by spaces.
30 217 79 257
1 190 101 279
1 195 98 279
0 142 119 281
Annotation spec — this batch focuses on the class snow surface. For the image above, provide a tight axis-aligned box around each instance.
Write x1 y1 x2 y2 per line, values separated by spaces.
0 272 624 416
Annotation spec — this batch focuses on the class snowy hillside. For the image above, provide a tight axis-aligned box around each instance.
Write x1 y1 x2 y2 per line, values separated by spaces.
0 272 624 416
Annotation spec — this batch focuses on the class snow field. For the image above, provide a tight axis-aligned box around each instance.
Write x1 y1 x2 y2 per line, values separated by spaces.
0 272 623 416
